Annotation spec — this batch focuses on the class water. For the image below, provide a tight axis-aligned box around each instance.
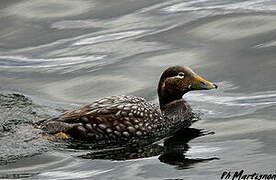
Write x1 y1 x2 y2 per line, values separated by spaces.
1 0 276 179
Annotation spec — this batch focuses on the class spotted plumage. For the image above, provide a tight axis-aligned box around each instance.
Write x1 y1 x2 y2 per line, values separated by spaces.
42 96 164 143
41 66 217 146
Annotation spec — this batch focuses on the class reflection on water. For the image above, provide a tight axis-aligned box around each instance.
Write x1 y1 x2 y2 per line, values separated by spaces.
72 128 214 161
1 0 276 179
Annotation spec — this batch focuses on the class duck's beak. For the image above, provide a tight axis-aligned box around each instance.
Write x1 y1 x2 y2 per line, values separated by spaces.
189 74 218 90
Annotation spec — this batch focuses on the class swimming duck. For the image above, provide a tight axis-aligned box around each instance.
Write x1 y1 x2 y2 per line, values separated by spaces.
41 66 217 145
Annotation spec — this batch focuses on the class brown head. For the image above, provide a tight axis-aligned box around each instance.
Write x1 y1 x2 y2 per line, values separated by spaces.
157 66 217 107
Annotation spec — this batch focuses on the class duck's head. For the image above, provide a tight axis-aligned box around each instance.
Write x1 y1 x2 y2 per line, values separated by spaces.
157 66 217 107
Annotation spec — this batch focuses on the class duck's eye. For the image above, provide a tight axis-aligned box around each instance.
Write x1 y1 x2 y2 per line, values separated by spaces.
177 72 185 78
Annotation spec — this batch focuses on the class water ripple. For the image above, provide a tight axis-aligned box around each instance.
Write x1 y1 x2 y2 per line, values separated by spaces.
3 0 94 19
187 82 276 119
39 169 112 180
162 0 276 13
0 55 106 68
255 40 276 48
73 29 152 46
189 14 276 41
189 91 276 107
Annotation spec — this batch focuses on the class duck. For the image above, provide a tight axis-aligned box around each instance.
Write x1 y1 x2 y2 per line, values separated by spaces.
41 66 217 146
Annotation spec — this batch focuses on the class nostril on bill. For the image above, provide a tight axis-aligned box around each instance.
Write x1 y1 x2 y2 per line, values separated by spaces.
200 82 206 86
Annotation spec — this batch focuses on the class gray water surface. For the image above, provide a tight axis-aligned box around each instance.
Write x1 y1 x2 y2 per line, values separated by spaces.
1 0 276 179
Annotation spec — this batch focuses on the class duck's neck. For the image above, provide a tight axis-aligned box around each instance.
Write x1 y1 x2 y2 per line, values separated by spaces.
158 89 187 110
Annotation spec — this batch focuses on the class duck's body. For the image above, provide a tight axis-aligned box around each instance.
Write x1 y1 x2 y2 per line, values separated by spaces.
41 66 217 145
42 95 193 145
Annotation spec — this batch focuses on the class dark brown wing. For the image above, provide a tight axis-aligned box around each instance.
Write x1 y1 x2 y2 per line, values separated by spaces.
42 95 161 141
